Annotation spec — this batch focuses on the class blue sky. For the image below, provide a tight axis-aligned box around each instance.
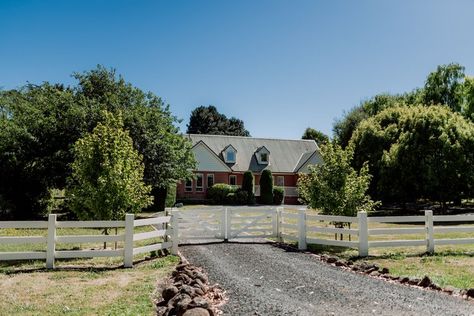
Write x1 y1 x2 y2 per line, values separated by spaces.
1 1 473 139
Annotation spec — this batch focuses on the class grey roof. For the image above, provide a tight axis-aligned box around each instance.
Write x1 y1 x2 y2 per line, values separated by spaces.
187 134 320 173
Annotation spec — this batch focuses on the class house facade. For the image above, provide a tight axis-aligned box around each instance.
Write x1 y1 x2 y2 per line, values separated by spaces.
176 134 323 204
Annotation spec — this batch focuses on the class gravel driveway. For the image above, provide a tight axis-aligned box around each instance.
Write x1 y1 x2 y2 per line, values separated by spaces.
180 241 474 316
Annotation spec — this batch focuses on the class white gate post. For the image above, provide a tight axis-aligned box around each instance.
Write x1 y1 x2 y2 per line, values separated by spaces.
297 208 307 250
171 211 179 255
46 214 57 269
425 210 434 254
274 207 283 242
224 208 231 241
124 214 134 268
358 211 369 257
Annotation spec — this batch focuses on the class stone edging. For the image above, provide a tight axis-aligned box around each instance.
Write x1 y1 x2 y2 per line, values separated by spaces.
155 253 227 316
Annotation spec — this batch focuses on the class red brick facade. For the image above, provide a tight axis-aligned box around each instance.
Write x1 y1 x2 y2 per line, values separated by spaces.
177 172 301 204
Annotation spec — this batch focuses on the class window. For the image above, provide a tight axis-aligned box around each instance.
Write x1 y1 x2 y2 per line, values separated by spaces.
261 153 268 162
185 179 193 192
196 174 203 192
226 151 235 163
276 176 284 187
229 175 237 186
207 174 214 188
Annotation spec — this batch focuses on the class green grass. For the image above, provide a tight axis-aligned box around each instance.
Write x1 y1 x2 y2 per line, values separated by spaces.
0 255 178 316
0 215 178 315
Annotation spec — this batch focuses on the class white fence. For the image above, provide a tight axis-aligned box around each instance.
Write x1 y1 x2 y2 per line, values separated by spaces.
173 208 474 256
280 209 474 256
0 213 177 269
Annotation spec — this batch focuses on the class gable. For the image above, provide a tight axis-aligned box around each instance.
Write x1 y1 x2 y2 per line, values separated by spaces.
192 141 232 172
297 151 323 173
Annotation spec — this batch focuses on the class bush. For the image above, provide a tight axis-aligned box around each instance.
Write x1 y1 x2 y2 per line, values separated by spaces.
259 169 273 204
165 183 177 207
242 171 256 204
207 183 236 204
273 187 284 205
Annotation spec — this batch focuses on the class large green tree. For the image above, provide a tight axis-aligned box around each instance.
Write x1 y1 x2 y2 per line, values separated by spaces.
68 111 153 220
423 63 465 112
0 66 195 219
350 105 474 206
186 105 250 136
302 127 329 146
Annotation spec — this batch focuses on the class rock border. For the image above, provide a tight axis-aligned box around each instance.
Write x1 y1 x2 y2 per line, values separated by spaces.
155 255 226 316
274 242 474 301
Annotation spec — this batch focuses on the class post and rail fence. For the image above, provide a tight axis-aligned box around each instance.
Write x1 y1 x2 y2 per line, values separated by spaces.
0 213 179 269
1 208 474 268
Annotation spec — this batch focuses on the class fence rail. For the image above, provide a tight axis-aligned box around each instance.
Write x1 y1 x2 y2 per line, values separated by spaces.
0 213 177 269
279 209 474 256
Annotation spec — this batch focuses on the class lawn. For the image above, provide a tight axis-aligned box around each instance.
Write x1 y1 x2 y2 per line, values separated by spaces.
0 212 178 315
0 255 178 316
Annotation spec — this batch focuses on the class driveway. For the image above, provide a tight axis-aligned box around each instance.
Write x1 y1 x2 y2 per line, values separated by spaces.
180 242 474 316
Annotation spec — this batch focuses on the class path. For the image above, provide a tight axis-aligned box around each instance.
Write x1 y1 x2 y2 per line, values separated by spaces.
180 242 474 316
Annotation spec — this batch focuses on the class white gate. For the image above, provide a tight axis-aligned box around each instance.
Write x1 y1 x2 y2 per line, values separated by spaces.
172 207 282 243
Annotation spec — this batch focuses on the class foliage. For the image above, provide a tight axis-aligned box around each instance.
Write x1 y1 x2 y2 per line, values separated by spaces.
186 105 250 136
68 111 153 220
0 66 195 218
242 171 256 204
272 187 285 205
423 63 465 112
333 92 421 148
259 169 274 205
461 76 474 121
302 128 329 146
226 190 249 205
165 183 177 208
350 105 474 205
298 142 379 216
207 183 236 204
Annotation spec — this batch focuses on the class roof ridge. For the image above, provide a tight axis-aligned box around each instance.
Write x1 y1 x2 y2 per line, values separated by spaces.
186 133 317 143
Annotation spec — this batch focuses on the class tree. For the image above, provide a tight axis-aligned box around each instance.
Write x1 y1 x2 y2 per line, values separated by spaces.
68 111 153 222
0 66 195 218
302 128 329 146
242 171 255 204
186 105 250 136
350 105 474 206
333 92 420 148
298 142 379 239
259 170 273 204
461 76 474 121
423 63 465 112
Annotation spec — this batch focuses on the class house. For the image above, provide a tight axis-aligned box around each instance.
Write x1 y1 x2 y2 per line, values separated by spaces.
176 134 323 204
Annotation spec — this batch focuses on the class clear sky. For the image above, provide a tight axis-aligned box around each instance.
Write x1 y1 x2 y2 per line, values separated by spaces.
1 1 473 139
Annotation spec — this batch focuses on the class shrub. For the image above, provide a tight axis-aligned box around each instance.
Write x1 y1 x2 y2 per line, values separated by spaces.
207 183 236 204
67 111 153 221
273 187 285 205
165 183 177 207
259 169 273 204
234 190 249 205
242 171 256 204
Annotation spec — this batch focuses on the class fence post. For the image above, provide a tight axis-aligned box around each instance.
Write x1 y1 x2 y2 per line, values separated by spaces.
358 211 369 257
124 213 134 268
274 207 282 242
224 208 232 241
46 214 57 269
298 208 307 250
171 211 179 255
425 210 434 254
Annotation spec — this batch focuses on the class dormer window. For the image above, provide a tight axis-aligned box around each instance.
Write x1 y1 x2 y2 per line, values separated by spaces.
223 145 237 163
255 146 270 165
